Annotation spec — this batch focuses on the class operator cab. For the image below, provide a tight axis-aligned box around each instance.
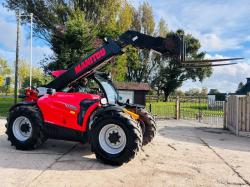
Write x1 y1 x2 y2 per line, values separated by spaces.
92 72 119 104
59 71 119 104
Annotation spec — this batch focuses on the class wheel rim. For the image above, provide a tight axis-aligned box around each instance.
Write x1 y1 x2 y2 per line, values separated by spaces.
12 116 32 141
98 124 126 154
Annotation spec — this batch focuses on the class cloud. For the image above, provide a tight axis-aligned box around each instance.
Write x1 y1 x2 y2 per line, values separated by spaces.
130 0 250 93
20 43 53 66
199 33 242 52
181 54 249 92
0 16 19 50
137 0 250 53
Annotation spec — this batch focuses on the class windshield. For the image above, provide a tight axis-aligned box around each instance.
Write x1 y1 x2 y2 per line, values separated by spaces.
95 76 118 104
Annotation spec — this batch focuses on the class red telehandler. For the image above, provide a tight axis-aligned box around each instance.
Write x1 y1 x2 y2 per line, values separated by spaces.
5 30 240 165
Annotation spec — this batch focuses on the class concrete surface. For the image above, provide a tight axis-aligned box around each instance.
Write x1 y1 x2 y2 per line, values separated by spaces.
0 119 250 187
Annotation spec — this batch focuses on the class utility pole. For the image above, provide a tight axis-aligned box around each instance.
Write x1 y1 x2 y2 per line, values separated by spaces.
29 13 33 87
14 10 20 104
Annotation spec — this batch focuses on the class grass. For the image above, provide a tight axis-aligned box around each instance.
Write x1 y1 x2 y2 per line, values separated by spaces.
146 101 224 118
146 102 176 117
0 97 18 117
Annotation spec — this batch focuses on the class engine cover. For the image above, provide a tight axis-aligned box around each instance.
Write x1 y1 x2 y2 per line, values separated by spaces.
37 92 100 132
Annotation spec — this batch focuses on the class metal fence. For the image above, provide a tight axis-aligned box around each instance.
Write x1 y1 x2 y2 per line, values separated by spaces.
147 96 224 126
146 97 177 119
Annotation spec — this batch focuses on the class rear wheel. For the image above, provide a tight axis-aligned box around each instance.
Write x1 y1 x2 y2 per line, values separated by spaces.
6 106 46 150
137 109 157 145
91 113 142 165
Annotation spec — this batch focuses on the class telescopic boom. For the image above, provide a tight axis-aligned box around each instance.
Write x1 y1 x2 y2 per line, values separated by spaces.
46 30 242 90
46 30 182 90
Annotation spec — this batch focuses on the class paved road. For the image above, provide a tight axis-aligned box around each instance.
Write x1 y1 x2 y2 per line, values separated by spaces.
0 119 250 187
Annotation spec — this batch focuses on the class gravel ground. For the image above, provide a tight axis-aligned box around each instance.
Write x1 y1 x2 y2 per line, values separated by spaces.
0 119 250 187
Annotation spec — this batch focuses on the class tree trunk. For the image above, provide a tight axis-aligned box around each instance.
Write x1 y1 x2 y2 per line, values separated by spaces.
157 88 160 102
164 90 171 102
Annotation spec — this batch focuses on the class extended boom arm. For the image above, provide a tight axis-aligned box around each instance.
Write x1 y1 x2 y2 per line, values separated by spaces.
46 30 242 90
46 30 182 91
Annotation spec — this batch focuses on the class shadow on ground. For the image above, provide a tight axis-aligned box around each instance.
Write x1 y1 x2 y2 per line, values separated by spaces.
0 134 117 171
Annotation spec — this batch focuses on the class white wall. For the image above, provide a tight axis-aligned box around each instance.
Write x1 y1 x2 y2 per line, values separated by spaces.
118 90 134 103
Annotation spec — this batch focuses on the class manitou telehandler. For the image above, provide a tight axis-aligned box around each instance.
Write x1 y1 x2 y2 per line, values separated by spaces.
6 30 240 165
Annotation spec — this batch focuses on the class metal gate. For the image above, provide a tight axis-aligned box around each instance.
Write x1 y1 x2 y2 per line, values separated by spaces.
147 96 224 126
179 97 224 126
147 97 177 119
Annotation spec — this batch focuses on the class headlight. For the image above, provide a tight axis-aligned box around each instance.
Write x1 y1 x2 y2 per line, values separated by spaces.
100 98 108 105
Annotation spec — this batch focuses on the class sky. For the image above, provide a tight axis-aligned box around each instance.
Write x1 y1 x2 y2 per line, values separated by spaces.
0 0 250 93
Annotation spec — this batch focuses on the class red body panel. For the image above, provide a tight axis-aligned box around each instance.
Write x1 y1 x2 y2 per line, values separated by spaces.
51 70 67 78
24 88 39 102
37 92 100 132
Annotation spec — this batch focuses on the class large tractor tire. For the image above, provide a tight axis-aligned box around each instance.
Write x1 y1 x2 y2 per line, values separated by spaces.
136 108 157 146
91 112 142 165
6 106 47 150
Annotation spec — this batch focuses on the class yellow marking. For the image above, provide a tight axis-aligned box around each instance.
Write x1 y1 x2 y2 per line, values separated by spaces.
123 109 139 120
70 111 76 115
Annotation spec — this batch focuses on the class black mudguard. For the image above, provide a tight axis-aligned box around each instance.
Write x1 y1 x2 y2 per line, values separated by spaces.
77 99 99 126
121 103 145 110
9 102 37 112
88 105 125 131
94 105 124 117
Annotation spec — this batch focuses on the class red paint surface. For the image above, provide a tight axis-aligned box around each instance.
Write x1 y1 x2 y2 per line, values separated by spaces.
51 70 67 77
24 88 39 102
37 92 100 132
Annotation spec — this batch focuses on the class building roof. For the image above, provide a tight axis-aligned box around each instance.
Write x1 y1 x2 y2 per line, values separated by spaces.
114 82 150 91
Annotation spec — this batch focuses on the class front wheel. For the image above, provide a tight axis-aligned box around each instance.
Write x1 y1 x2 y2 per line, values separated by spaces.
6 106 46 150
91 113 142 165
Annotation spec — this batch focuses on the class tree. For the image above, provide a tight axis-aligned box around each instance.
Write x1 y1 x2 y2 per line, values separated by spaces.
149 18 168 98
126 2 156 83
173 89 185 97
157 18 168 37
118 2 134 33
0 76 3 87
152 30 212 101
42 9 96 72
103 2 135 81
236 82 244 92
5 0 213 94
5 0 125 41
5 0 69 43
185 88 200 96
0 58 11 94
18 60 47 88
208 89 220 94
5 0 130 77
200 87 208 96
5 0 120 40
